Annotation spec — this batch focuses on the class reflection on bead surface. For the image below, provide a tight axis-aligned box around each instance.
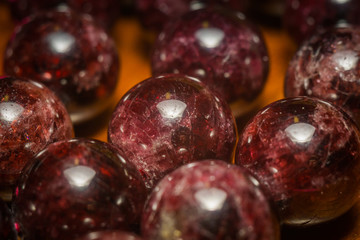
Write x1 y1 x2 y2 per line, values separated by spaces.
7 0 120 30
236 97 360 225
284 0 360 43
285 26 360 127
0 199 17 240
0 76 73 199
77 230 143 240
4 8 120 123
13 139 146 240
135 0 249 30
108 74 237 189
142 160 280 240
151 7 269 105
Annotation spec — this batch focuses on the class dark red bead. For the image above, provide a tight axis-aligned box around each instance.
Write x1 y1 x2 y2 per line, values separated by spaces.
142 160 280 240
284 0 360 43
108 74 237 189
4 8 120 123
0 76 73 200
0 199 17 240
235 97 360 225
285 26 360 127
135 0 249 30
77 231 143 240
7 0 120 30
12 139 147 240
151 7 269 105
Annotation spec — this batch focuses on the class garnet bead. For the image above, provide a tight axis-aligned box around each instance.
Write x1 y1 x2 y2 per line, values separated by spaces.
151 7 269 106
236 97 360 225
4 8 120 123
108 74 237 189
285 25 360 127
142 160 280 240
0 76 73 200
284 0 360 43
12 139 146 240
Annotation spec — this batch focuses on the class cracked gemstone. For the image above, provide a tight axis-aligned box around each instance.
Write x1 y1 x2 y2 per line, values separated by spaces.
108 74 237 189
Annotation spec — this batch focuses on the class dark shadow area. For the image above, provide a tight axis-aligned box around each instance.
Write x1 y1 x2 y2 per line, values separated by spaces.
74 107 113 139
281 206 358 240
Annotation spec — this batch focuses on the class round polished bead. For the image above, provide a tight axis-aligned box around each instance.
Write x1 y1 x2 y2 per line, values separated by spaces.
284 0 360 43
4 8 120 123
135 0 249 30
0 76 73 200
108 74 237 189
236 97 360 225
285 26 360 127
151 7 269 107
142 160 280 240
12 139 146 240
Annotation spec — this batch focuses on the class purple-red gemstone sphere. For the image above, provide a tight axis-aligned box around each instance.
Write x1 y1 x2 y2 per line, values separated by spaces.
284 0 360 43
142 160 280 240
135 0 249 30
12 139 147 240
108 74 237 189
77 231 143 240
285 26 360 127
0 199 17 240
0 76 73 199
4 8 120 123
151 7 269 105
235 97 360 225
7 0 120 30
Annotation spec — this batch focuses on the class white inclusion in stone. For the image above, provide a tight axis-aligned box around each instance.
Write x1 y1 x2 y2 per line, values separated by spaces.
195 27 225 49
285 122 316 144
332 49 359 72
47 31 76 54
156 100 187 119
0 102 24 122
195 187 227 211
64 165 96 188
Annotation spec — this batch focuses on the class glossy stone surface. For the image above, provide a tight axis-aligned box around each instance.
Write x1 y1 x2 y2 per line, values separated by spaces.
284 0 360 43
77 231 142 240
235 97 360 225
285 26 360 127
135 0 249 30
4 8 120 123
142 160 280 240
151 7 269 105
108 74 237 189
0 199 17 240
12 139 147 240
0 76 73 199
7 0 120 29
